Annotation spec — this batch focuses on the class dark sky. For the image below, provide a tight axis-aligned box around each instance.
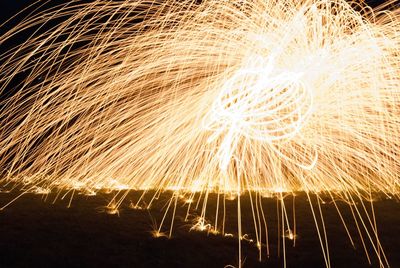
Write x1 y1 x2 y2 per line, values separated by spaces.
0 1 35 23
0 0 392 20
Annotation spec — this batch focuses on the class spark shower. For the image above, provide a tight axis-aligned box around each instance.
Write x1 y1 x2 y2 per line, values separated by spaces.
0 0 399 267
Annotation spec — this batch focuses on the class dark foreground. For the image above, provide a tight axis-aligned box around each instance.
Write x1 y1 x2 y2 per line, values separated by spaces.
0 191 398 268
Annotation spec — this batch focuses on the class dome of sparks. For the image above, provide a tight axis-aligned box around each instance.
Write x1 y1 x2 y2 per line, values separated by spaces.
0 1 399 267
0 0 398 195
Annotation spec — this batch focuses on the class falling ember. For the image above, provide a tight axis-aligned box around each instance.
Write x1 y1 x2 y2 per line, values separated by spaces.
0 0 399 267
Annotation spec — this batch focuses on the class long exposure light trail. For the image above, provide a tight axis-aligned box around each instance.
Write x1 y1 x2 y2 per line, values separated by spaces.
0 0 399 267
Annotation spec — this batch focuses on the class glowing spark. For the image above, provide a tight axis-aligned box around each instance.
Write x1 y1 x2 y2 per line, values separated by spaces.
190 217 212 232
184 198 194 204
98 201 121 216
29 186 51 195
284 229 297 241
151 231 168 239
240 234 254 243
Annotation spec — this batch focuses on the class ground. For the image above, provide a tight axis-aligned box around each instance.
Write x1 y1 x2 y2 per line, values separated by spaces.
0 190 398 268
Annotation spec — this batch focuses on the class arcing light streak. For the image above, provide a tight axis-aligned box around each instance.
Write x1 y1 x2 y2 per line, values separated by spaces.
203 56 315 170
0 0 399 267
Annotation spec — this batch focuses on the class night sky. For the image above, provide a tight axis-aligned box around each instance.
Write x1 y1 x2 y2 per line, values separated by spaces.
0 0 394 21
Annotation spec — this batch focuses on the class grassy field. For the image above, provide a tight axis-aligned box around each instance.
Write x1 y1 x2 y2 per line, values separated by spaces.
0 191 398 268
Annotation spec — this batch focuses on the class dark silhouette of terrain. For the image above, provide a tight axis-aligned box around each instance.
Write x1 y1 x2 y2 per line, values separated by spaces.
0 191 398 268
